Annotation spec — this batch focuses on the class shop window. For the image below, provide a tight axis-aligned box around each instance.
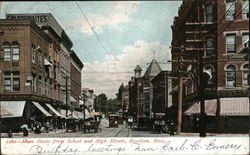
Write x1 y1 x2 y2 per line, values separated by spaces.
242 0 249 19
226 1 235 21
3 42 11 61
205 3 213 22
242 64 249 87
225 65 236 87
226 34 236 54
3 72 20 91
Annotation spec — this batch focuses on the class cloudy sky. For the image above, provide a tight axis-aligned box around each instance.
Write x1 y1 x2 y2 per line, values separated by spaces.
0 1 182 98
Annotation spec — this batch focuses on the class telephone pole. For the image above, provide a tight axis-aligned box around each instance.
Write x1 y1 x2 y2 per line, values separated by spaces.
65 76 69 132
169 55 195 135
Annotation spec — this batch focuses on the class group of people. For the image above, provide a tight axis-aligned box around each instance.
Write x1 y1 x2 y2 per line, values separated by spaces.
30 120 50 134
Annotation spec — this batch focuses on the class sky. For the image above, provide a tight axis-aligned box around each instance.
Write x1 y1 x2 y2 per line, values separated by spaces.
0 1 182 98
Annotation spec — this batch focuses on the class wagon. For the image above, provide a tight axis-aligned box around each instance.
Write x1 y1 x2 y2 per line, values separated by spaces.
84 112 102 133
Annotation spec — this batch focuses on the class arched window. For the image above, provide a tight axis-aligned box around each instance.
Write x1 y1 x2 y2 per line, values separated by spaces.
225 65 236 87
242 64 249 87
12 42 20 61
204 65 213 84
3 42 11 61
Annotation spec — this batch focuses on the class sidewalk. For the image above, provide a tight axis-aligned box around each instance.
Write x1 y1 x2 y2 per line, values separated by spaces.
0 129 66 138
177 132 249 137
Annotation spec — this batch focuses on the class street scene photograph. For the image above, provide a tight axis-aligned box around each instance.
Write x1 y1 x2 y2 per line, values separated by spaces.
0 0 249 143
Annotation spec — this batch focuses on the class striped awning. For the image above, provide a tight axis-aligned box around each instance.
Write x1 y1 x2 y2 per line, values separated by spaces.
45 104 65 118
32 102 52 117
220 97 249 116
184 99 217 116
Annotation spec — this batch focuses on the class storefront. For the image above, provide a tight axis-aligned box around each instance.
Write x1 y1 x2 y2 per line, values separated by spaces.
0 94 63 132
183 97 249 133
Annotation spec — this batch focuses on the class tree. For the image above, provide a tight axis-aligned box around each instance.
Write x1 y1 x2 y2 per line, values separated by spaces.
95 93 107 114
95 94 122 116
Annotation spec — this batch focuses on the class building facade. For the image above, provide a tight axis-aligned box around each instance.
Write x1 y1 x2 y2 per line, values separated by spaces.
171 0 249 133
70 50 84 108
128 65 143 123
152 71 172 114
0 13 84 132
142 59 162 118
0 19 55 128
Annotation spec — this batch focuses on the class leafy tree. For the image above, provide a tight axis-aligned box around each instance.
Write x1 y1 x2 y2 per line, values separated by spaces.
95 94 122 115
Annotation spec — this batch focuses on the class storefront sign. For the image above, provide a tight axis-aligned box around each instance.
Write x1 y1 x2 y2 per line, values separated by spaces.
0 94 52 103
6 13 63 37
228 54 246 60
6 14 48 24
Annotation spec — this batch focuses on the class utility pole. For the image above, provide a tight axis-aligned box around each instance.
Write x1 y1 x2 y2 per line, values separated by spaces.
164 71 169 114
198 47 206 137
168 55 194 135
177 76 183 134
65 76 68 132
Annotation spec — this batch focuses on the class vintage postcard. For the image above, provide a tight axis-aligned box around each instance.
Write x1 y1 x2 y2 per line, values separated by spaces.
0 0 249 155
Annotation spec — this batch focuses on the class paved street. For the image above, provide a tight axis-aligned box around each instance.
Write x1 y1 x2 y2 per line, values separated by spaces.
1 118 248 138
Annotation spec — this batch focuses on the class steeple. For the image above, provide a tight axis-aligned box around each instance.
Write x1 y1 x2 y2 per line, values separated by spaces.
134 65 142 78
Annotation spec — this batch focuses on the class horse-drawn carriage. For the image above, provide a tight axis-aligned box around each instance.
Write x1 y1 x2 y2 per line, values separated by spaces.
84 112 102 133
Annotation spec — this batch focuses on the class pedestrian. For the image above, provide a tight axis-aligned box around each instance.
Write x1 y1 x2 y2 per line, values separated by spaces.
8 130 13 138
34 121 41 134
21 121 29 136
169 121 175 136
45 120 50 133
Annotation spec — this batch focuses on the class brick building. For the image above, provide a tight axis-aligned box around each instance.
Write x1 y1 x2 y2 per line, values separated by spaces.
0 14 84 132
117 83 129 118
0 19 55 130
171 0 249 133
152 71 172 114
128 65 143 124
70 50 84 108
142 59 162 118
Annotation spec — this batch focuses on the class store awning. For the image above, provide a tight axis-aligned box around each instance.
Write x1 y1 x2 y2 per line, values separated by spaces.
61 110 78 119
0 101 26 118
44 59 52 66
184 99 217 116
70 96 77 102
79 100 84 105
45 104 64 118
84 109 91 119
86 99 94 107
220 98 249 116
32 102 52 117
170 85 179 94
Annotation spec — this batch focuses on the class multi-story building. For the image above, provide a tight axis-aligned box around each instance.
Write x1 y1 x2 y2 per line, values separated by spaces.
0 19 55 129
82 88 95 113
122 85 129 118
0 13 84 132
151 71 172 114
70 50 84 108
142 59 161 119
59 30 72 107
117 83 129 118
128 65 143 123
171 0 249 133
